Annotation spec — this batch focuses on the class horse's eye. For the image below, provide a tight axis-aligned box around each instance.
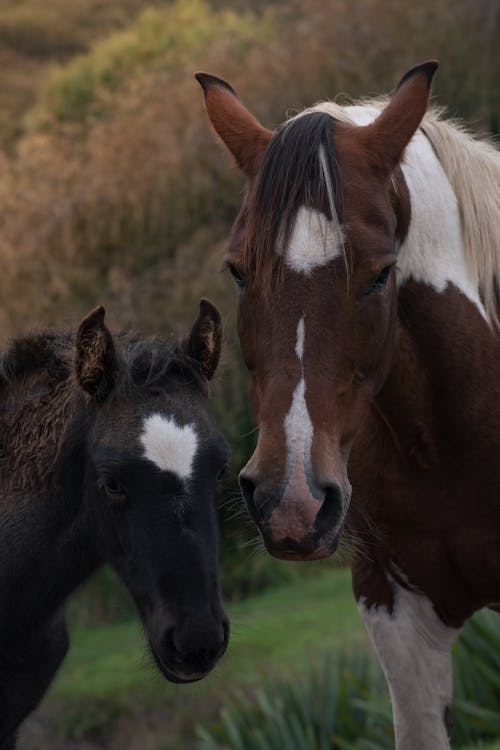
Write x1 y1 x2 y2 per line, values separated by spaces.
227 263 245 289
366 265 395 295
103 480 126 502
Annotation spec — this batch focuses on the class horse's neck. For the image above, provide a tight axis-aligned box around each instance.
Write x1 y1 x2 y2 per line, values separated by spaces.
378 278 499 467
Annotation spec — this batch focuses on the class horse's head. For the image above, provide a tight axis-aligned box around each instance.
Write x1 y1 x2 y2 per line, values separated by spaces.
197 63 437 560
74 302 229 682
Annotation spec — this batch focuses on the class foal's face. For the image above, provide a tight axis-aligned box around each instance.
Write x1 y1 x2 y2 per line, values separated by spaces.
197 63 436 560
76 303 229 683
91 388 229 683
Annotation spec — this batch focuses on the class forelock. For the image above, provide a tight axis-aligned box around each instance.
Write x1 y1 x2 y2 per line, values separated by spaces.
241 111 344 296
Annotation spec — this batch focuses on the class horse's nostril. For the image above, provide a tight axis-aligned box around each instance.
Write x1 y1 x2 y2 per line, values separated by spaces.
313 482 343 538
239 473 257 513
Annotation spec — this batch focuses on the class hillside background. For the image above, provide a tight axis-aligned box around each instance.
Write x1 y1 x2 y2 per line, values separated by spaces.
0 0 498 747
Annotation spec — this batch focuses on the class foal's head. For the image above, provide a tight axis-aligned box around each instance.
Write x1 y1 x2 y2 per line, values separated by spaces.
74 302 229 682
197 63 437 560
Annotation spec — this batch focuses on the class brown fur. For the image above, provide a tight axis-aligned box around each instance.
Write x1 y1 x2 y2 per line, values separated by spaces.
197 64 500 629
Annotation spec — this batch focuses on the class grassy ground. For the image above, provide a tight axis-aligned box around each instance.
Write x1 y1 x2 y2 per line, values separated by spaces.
20 568 500 749
24 567 365 747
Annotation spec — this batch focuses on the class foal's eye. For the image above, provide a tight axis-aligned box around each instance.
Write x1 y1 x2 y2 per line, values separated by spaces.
227 263 245 289
103 480 127 502
366 265 395 295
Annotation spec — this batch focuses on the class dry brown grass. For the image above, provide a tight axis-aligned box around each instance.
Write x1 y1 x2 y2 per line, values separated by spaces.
0 0 497 448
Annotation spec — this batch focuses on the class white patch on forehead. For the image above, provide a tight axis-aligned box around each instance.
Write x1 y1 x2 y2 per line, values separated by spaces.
285 206 344 274
140 414 198 480
295 317 305 361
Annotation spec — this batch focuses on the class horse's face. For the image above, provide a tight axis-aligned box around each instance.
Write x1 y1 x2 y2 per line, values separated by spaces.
233 202 400 561
197 63 436 560
75 303 229 683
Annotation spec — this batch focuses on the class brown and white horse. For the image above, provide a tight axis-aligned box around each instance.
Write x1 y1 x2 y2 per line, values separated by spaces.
197 62 500 748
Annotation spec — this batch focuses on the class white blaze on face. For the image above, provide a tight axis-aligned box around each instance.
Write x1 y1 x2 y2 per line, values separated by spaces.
283 317 313 489
285 206 344 274
295 316 305 360
140 414 198 480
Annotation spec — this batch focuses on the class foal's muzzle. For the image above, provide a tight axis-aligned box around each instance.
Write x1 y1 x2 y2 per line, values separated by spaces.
239 471 349 561
150 612 230 683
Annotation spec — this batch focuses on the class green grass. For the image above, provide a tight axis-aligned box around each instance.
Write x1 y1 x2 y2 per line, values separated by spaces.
31 568 500 749
39 567 364 740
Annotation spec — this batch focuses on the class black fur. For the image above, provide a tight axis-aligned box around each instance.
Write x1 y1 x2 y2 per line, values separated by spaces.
0 316 229 749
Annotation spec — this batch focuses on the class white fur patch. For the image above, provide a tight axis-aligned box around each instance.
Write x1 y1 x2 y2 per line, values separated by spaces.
284 206 344 274
340 104 487 320
284 317 313 480
284 377 313 480
358 580 460 749
399 132 488 320
295 317 305 361
140 414 198 480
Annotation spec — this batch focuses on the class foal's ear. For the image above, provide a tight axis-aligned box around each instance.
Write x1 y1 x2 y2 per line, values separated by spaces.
75 306 117 400
362 61 438 173
185 299 222 381
195 72 273 179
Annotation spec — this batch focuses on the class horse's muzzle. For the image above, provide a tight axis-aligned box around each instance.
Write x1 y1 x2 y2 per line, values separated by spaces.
239 470 348 560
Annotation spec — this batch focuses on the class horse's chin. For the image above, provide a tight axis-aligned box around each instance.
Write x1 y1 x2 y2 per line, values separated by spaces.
263 531 341 561
266 546 332 561
149 645 210 684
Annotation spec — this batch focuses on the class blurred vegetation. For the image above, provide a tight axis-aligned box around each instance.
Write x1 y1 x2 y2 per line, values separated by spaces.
0 0 498 608
0 0 177 148
27 570 500 749
200 609 500 750
32 569 360 747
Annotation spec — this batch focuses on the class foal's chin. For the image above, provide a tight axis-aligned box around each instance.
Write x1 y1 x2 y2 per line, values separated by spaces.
149 645 216 684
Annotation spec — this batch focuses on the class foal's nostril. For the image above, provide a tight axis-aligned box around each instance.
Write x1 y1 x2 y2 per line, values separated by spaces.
162 618 227 675
313 482 343 538
163 627 180 658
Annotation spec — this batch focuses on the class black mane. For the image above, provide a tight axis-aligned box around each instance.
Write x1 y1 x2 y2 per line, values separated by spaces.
0 328 206 396
120 336 207 396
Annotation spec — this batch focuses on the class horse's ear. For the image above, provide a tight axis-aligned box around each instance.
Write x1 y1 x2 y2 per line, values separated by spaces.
362 61 438 174
185 299 222 381
75 306 117 400
195 72 273 178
